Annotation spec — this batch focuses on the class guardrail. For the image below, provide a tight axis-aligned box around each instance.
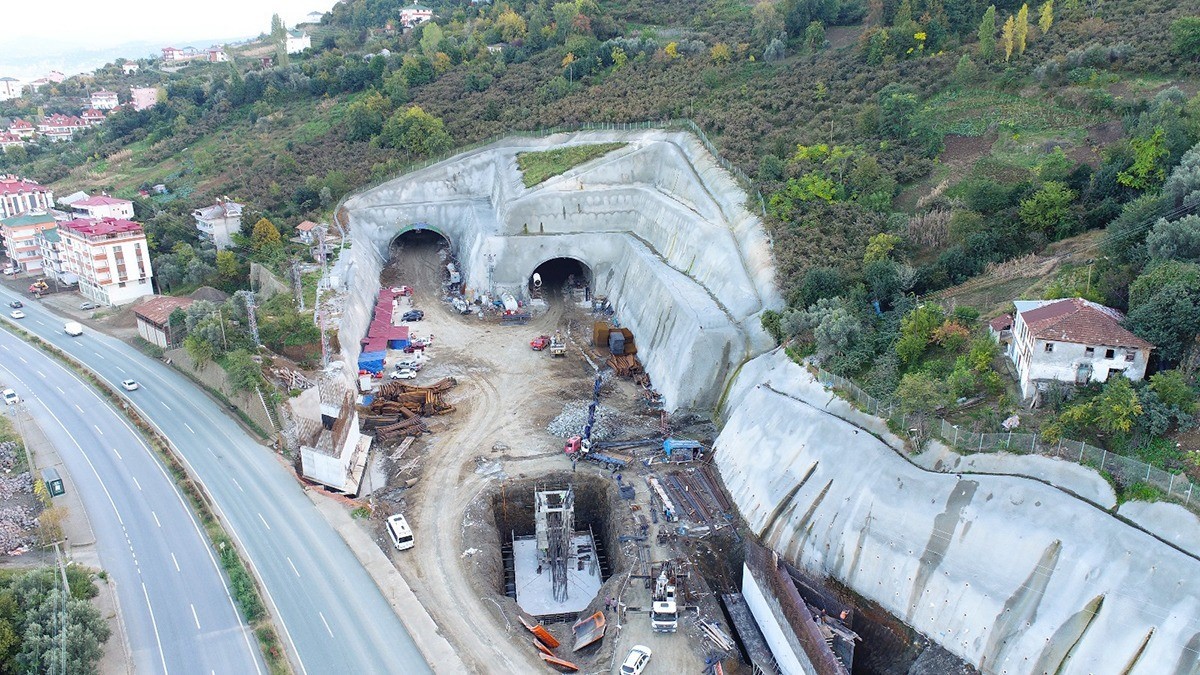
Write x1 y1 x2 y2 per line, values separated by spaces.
812 365 1200 510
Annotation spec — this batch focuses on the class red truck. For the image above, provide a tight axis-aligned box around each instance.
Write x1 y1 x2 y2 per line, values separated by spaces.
530 335 550 351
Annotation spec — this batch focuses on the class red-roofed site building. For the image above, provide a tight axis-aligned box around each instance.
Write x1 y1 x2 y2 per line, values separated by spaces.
90 90 119 110
81 108 107 126
37 114 87 142
1008 298 1154 400
134 295 195 348
71 194 135 220
7 119 35 139
58 217 154 306
0 175 54 219
0 133 22 149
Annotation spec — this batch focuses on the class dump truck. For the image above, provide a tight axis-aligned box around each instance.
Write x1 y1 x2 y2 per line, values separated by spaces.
549 332 566 356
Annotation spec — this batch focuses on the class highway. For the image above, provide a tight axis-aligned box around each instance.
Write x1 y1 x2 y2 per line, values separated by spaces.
0 289 431 675
0 327 263 674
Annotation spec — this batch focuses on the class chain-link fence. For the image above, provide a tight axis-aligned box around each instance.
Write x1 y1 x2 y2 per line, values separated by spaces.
814 366 1200 511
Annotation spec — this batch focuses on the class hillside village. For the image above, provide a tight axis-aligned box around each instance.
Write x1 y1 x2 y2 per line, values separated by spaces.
1 0 1200 673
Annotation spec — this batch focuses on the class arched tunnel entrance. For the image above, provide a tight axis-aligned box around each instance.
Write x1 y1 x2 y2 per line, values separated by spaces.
530 257 592 302
386 226 454 293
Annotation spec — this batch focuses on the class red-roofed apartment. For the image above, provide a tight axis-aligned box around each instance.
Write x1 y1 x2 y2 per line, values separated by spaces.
0 133 22 149
72 194 135 220
7 119 35 139
58 217 154 306
81 108 107 126
0 175 54 219
1008 298 1154 400
37 114 87 142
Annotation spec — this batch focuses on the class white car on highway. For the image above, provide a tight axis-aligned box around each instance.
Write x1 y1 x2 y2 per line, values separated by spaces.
2 389 18 406
9 310 24 319
121 379 140 391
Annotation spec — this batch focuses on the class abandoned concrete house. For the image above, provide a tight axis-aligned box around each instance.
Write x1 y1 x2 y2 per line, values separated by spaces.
1001 297 1154 400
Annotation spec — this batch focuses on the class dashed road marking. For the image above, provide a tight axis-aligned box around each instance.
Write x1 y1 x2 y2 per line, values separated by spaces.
257 513 271 531
171 552 180 572
183 422 195 434
132 476 142 491
230 477 244 493
35 370 45 379
93 351 106 360
93 424 103 436
287 557 300 578
74 404 84 414
152 511 161 528
112 447 122 460
160 401 172 411
318 611 334 638
191 603 201 630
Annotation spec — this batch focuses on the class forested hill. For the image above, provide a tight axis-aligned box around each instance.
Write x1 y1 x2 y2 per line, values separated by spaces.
2 0 1200 467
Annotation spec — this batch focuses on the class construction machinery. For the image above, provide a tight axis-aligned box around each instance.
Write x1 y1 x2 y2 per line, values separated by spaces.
650 563 679 633
563 435 632 469
549 331 566 356
28 279 48 296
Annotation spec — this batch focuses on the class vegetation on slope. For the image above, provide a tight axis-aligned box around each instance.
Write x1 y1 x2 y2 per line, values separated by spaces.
516 142 626 187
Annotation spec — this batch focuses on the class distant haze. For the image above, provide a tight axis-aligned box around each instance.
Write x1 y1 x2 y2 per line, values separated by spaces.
0 0 335 81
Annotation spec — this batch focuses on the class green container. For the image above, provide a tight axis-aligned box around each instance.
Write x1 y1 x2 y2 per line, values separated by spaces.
41 468 65 497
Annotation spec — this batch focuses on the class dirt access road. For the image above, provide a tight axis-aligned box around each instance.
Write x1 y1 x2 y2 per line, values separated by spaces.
379 235 609 673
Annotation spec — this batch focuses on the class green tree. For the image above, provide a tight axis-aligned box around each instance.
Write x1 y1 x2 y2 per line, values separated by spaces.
215 250 240 284
977 5 997 60
1015 4 1030 54
953 54 978 85
1019 181 1076 236
225 349 262 392
184 333 217 365
251 217 282 251
710 42 732 64
1092 376 1143 436
896 303 945 365
804 21 826 52
751 2 785 47
1147 215 1200 262
270 13 285 42
1001 14 1015 61
877 83 919 139
1038 0 1053 34
1127 260 1200 363
1149 370 1197 414
1172 17 1200 58
863 232 901 263
1118 127 1170 189
379 106 452 157
896 372 950 416
420 22 444 58
496 7 528 42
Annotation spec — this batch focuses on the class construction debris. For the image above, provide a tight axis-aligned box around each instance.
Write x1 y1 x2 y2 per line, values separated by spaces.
547 401 624 440
606 353 643 378
571 611 606 651
360 378 458 442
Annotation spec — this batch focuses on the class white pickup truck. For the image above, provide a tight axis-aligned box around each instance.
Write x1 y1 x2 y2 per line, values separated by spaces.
63 321 83 336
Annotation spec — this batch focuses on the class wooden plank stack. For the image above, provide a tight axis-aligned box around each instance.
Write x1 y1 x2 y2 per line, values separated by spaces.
606 353 643 378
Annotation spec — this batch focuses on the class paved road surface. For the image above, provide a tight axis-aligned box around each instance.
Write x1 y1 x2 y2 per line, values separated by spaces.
0 326 263 675
0 291 431 675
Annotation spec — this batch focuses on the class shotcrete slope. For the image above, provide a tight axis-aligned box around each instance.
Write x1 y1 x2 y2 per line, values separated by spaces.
716 351 1200 674
341 130 782 410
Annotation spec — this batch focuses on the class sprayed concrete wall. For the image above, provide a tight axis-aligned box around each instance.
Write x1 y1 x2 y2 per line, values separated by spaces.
715 350 1200 674
340 130 782 411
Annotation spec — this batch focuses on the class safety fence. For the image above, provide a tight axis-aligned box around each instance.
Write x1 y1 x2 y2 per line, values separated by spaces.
813 366 1200 511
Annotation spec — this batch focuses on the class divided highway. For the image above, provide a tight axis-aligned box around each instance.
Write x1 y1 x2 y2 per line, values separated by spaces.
0 289 431 675
0 326 262 674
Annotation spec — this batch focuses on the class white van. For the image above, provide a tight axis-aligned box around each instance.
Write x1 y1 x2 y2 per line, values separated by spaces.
385 514 414 551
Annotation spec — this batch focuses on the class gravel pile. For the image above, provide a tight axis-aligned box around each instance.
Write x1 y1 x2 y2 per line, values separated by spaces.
0 473 32 501
547 400 624 441
0 441 18 472
0 506 36 555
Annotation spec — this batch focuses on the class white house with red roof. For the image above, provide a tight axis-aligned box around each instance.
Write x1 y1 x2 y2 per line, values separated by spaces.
0 133 22 150
7 119 35 139
399 2 434 29
1007 297 1154 400
206 47 229 62
0 77 22 101
71 195 135 220
90 90 119 110
58 217 153 306
81 108 107 126
0 175 54 219
38 114 87 141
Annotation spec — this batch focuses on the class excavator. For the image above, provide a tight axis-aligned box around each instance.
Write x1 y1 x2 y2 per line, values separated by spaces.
28 279 48 297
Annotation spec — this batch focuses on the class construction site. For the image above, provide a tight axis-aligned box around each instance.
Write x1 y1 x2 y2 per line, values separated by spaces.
277 129 1200 675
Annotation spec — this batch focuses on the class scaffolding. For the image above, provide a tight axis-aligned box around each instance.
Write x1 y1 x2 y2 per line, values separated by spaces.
535 487 575 603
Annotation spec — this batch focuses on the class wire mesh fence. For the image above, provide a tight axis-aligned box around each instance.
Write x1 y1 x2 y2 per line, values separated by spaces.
813 367 1200 511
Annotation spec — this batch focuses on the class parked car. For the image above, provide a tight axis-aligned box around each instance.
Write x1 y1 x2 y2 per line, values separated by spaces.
389 368 418 380
79 301 98 310
395 360 422 371
9 310 24 319
121 379 139 391
401 310 424 322
2 389 18 405
403 344 427 354
7 300 22 308
619 646 652 675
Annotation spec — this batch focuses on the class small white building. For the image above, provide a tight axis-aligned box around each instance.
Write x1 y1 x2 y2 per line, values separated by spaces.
0 77 22 101
58 217 154 307
35 227 71 284
193 198 243 250
133 295 194 348
72 195 135 220
286 29 311 54
90 90 119 110
81 109 107 126
399 2 434 29
131 87 160 111
1007 298 1154 400
0 133 22 150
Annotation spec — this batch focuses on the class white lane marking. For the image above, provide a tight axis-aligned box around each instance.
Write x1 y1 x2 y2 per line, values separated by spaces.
93 351 106 359
191 603 201 630
93 424 103 436
183 422 195 434
55 386 64 394
141 583 170 674
116 366 126 374
0 344 7 350
74 404 84 414
17 356 25 364
131 476 142 491
287 557 300 578
160 401 172 411
111 447 122 460
39 406 124 525
230 477 244 493
171 552 180 572
152 511 161 528
318 611 334 638
35 370 45 379
257 513 271 530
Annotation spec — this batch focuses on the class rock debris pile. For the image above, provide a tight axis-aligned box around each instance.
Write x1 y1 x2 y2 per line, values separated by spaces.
547 401 624 441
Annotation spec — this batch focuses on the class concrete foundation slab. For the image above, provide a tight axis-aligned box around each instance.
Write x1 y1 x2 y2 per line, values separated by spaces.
513 534 602 618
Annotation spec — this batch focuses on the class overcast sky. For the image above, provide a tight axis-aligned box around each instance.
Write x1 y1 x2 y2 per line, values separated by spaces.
2 0 335 79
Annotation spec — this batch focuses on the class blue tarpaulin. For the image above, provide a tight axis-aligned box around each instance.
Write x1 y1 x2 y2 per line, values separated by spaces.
358 350 386 373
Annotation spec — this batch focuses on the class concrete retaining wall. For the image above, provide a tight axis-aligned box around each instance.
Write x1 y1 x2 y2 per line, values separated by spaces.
340 130 782 411
714 350 1200 674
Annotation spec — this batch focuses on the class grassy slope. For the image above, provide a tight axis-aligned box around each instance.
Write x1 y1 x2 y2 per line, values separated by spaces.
515 142 626 187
